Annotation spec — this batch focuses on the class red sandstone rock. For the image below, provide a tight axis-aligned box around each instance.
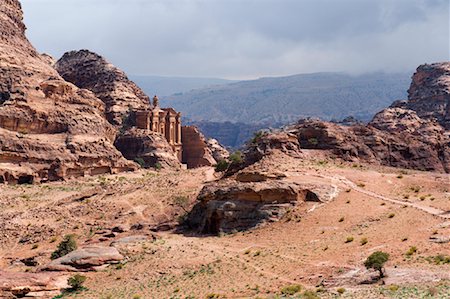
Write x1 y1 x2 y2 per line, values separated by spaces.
55 50 150 126
0 0 136 183
182 126 216 168
114 127 181 169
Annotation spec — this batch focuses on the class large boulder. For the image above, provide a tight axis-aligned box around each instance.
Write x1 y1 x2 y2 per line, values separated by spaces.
0 271 69 298
207 138 229 162
186 178 334 234
114 127 181 169
0 0 136 183
43 246 124 272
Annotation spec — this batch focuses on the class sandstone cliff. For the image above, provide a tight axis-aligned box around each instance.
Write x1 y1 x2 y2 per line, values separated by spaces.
55 50 150 127
181 126 217 168
0 0 136 183
54 49 184 169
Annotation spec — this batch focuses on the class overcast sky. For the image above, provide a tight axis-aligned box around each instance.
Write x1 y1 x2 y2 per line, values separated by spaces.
21 0 449 80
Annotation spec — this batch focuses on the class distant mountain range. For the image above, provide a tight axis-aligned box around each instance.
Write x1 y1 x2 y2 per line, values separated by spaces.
130 75 235 97
132 72 412 148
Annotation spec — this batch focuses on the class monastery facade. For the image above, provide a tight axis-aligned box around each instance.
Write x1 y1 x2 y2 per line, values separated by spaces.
135 96 183 161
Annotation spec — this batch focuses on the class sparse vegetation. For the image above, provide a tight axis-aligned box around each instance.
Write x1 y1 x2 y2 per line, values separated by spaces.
364 251 389 278
345 236 354 243
134 157 146 168
215 160 229 172
388 213 395 218
405 246 417 257
280 284 303 295
51 234 77 260
425 255 450 265
229 151 243 164
68 274 87 291
338 217 345 222
337 287 346 294
360 237 368 246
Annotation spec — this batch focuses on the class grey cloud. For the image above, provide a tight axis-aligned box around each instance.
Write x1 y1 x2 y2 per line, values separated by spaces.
21 0 449 79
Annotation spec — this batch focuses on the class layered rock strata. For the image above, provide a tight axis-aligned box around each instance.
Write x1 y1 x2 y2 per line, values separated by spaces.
0 0 136 183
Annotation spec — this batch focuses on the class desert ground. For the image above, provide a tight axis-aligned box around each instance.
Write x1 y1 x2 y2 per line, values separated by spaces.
1 152 449 299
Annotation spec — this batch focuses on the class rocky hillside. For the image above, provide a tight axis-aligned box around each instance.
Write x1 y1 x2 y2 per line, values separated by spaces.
0 0 136 183
234 63 450 173
55 50 150 127
166 72 411 124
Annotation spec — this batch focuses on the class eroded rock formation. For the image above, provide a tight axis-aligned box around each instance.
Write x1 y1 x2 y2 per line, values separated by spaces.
280 63 450 173
182 126 217 168
0 0 136 183
115 127 181 169
43 246 124 272
55 50 150 127
187 172 336 234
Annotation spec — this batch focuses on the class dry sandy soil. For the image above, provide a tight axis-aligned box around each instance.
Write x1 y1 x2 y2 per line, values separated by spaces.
0 152 449 299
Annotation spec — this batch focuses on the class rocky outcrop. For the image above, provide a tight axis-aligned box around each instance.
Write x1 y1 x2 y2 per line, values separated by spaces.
55 50 150 127
182 126 216 168
406 62 450 129
291 63 450 173
43 246 124 272
206 138 229 162
226 131 302 176
0 0 136 183
186 173 336 234
0 271 69 298
114 128 181 169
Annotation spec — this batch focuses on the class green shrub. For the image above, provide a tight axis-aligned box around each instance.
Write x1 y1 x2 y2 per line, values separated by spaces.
229 151 243 164
215 160 229 172
388 284 399 292
405 246 417 257
280 284 302 295
68 274 86 291
360 237 368 246
345 236 354 243
337 287 346 294
364 251 389 278
303 290 320 299
154 162 162 170
251 131 264 144
51 234 77 260
134 157 145 168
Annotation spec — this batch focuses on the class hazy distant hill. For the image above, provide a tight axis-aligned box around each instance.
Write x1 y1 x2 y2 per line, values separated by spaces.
130 75 234 97
164 72 411 124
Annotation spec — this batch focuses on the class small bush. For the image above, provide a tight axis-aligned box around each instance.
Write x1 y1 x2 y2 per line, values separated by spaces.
68 274 86 291
337 287 346 294
345 236 354 243
280 284 302 295
357 182 365 188
51 234 77 260
154 162 162 170
229 151 243 164
134 157 145 168
360 237 368 246
251 131 264 144
132 295 142 299
405 246 417 256
338 217 345 222
388 284 399 292
388 213 395 218
303 290 320 299
215 160 229 172
364 251 389 278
